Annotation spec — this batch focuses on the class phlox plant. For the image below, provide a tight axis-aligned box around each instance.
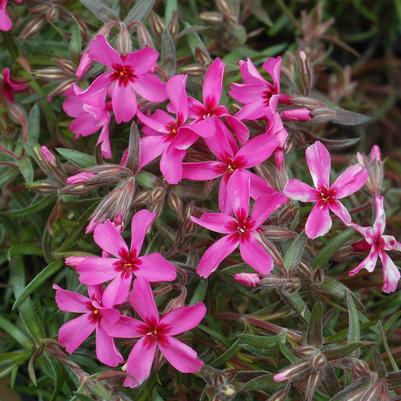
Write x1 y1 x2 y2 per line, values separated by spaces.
1 1 401 401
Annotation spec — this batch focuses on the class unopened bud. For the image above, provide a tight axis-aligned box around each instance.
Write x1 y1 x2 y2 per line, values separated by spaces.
19 15 46 40
234 273 260 287
310 107 337 123
356 146 383 194
261 225 296 240
66 172 96 185
76 51 92 79
40 146 56 167
46 6 59 23
309 352 327 371
216 0 237 24
195 48 211 66
352 359 371 378
260 276 300 291
268 386 289 401
281 108 312 122
273 361 309 382
295 346 318 358
6 101 28 141
136 22 154 48
168 11 179 38
116 23 132 55
180 64 204 76
55 59 76 75
148 187 166 212
33 68 67 80
200 12 224 23
65 256 86 268
167 191 183 220
149 11 165 37
276 202 298 226
298 50 313 95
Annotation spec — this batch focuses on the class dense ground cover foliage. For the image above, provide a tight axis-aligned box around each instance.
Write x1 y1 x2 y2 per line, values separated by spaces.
1 1 401 400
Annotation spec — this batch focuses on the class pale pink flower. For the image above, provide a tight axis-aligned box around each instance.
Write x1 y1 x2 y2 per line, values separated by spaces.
182 119 278 212
230 57 290 121
1 67 29 102
88 35 166 123
137 74 199 184
234 273 261 287
192 170 287 278
284 141 368 239
188 58 249 144
76 210 177 306
103 277 206 388
54 284 123 367
349 194 401 293
63 78 112 159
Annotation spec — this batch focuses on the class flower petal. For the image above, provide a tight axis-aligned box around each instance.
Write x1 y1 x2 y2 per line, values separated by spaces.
166 74 188 122
331 164 368 199
139 135 170 168
239 234 273 275
380 252 400 293
306 141 331 188
102 316 146 338
226 170 250 218
95 326 124 367
161 303 206 336
329 200 352 225
130 277 159 324
202 57 224 107
102 274 132 307
247 171 275 199
76 257 117 285
204 119 235 159
160 147 186 184
130 209 156 253
191 212 236 234
239 58 266 85
284 179 317 202
373 194 386 235
196 235 239 278
124 337 156 388
53 285 89 313
229 83 265 104
111 82 137 123
305 204 332 239
0 3 12 31
125 47 159 74
262 57 282 90
349 248 378 276
93 220 128 257
158 336 203 373
251 192 287 228
88 35 121 68
224 115 250 144
236 134 278 168
137 110 170 133
133 73 167 102
58 314 95 354
182 161 223 181
136 253 177 282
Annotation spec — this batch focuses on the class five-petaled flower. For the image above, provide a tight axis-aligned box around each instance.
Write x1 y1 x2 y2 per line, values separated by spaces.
75 209 176 307
54 284 123 367
349 194 401 293
284 141 368 239
103 277 206 388
191 170 287 278
87 35 167 123
183 119 278 212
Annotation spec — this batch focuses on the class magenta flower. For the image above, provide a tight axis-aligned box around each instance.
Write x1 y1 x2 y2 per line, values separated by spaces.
54 284 123 367
0 0 22 31
187 57 249 144
63 78 112 159
76 209 176 306
137 74 199 184
1 67 29 102
182 119 278 212
103 278 206 388
191 170 287 278
349 194 401 293
88 35 166 123
284 141 368 239
230 57 290 121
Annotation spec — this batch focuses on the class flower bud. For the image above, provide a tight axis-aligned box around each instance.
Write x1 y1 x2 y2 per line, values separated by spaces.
234 273 260 287
167 191 183 220
356 145 383 194
136 22 154 49
76 51 92 79
309 352 327 371
281 108 312 122
200 12 224 23
66 172 96 185
273 361 309 382
180 64 204 76
116 23 132 55
65 256 86 268
298 50 313 95
40 146 56 167
149 11 165 37
168 11 179 38
19 15 46 40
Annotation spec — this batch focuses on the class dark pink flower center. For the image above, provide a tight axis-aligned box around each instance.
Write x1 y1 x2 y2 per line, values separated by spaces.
111 64 136 86
317 186 337 205
217 155 246 176
228 209 255 241
88 303 102 322
373 235 385 250
115 248 141 277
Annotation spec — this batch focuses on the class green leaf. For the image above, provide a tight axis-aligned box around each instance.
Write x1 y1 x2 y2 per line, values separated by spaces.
17 158 34 183
124 0 154 24
238 333 287 348
80 0 118 21
240 373 280 391
165 0 177 24
69 24 82 64
56 148 95 168
308 302 323 347
1 194 55 218
323 343 362 360
212 339 240 367
346 291 360 357
0 316 31 348
183 21 210 60
189 280 207 305
13 260 63 310
7 244 43 260
161 28 176 77
125 122 140 173
27 103 40 148
284 231 307 270
312 229 355 269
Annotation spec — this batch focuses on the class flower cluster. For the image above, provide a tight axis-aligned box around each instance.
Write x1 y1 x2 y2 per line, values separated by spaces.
43 32 401 389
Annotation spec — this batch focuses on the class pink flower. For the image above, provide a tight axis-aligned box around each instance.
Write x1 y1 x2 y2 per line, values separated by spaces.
53 284 123 367
76 209 177 306
88 35 166 123
1 68 29 102
63 79 112 159
284 141 368 239
191 170 287 278
137 74 199 184
76 50 92 79
103 277 206 388
349 194 401 293
230 57 290 121
234 273 261 287
188 58 249 144
182 119 278 212
0 0 22 31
